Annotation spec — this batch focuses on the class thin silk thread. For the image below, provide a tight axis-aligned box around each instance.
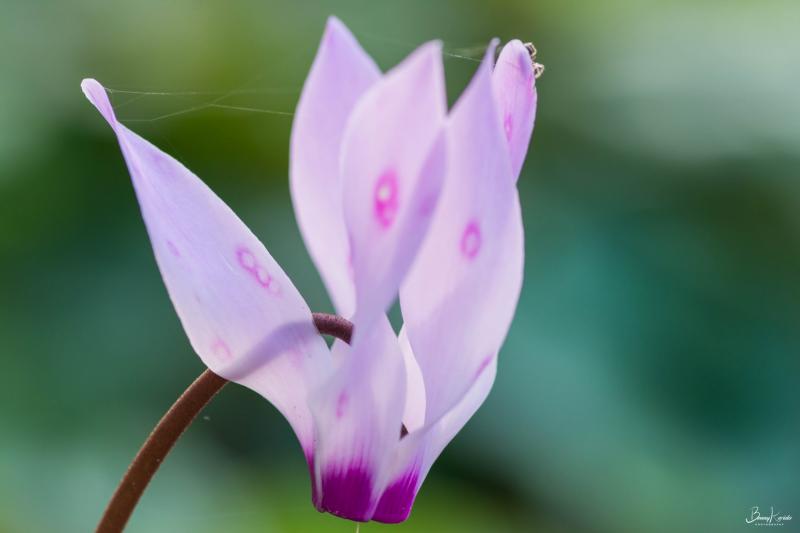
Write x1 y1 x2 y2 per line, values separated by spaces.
103 39 491 123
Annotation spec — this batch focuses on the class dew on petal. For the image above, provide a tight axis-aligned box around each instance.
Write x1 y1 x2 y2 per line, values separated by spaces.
373 169 399 228
460 220 482 259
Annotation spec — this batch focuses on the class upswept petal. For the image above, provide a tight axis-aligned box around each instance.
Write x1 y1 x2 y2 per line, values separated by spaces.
400 40 524 426
290 16 381 317
416 355 498 479
309 315 406 521
492 39 538 181
82 79 330 449
340 41 447 330
398 326 426 434
378 41 525 523
373 353 497 523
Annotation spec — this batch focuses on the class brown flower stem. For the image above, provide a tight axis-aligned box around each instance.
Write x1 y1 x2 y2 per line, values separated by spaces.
311 312 353 344
96 313 353 533
95 369 227 533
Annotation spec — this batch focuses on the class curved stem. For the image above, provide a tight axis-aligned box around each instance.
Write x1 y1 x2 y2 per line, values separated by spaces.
96 313 353 533
311 312 353 344
96 369 227 533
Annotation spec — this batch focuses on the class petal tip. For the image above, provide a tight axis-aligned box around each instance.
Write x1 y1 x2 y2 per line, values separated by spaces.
322 15 359 51
324 15 346 37
484 39 500 65
418 39 443 60
399 40 444 86
81 78 116 125
497 39 535 81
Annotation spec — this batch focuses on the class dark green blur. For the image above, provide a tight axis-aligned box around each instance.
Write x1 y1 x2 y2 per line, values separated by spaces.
1 1 798 532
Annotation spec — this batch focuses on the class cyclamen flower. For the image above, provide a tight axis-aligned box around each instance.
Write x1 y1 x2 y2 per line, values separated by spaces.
82 16 537 524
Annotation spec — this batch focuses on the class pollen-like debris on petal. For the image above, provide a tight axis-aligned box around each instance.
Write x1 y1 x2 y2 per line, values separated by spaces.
374 169 399 228
460 220 482 259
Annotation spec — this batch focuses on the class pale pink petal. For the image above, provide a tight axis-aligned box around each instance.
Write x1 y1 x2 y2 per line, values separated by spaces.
82 79 330 449
340 42 447 330
400 41 524 425
492 39 538 181
372 430 425 523
373 355 497 523
290 16 381 317
378 42 524 523
399 326 426 434
417 355 497 476
308 315 405 521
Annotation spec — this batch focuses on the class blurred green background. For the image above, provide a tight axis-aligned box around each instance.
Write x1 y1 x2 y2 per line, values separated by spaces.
1 0 798 531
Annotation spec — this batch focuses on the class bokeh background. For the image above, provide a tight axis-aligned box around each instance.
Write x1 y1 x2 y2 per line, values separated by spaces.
1 0 798 531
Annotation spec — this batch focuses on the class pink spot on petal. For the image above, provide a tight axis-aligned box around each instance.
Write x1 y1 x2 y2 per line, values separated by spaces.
267 280 281 296
237 247 257 272
460 220 482 259
475 354 494 379
374 169 399 228
237 247 281 296
288 347 305 369
166 240 181 258
150 151 171 171
255 266 271 286
503 113 513 142
256 266 281 296
336 391 349 419
211 339 233 362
